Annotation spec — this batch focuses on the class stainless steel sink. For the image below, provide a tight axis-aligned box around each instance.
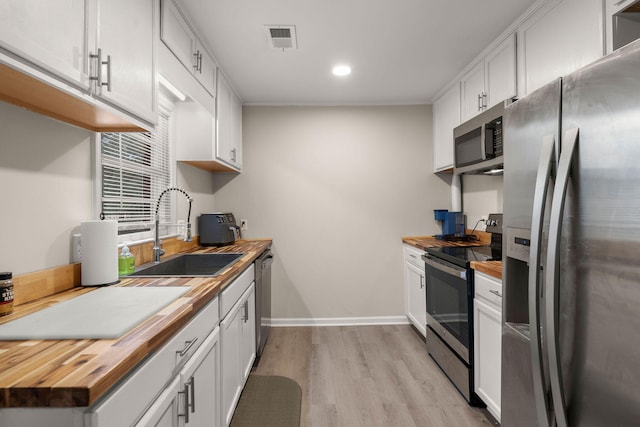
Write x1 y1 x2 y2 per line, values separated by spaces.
128 253 245 277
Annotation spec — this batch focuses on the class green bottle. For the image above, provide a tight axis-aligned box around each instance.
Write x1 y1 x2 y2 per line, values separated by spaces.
119 245 135 275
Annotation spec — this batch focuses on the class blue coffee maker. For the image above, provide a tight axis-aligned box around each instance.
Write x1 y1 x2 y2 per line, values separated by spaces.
434 209 465 239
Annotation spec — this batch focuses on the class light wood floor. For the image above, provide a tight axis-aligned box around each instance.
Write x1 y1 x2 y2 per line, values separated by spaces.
252 325 498 427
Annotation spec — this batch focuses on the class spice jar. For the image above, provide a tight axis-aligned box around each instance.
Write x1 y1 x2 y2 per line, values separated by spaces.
0 272 14 316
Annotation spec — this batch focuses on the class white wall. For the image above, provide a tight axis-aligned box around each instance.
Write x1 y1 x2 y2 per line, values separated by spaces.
462 174 504 230
0 102 93 275
212 105 451 320
0 101 216 276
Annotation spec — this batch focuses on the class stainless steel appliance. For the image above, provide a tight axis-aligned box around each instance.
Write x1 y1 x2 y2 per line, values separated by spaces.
502 39 640 426
422 214 502 404
453 101 506 175
198 213 240 246
254 248 273 359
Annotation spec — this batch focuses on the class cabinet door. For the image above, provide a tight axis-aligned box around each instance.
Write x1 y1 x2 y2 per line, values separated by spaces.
474 297 502 422
175 100 216 161
239 286 256 382
484 34 517 109
135 376 181 427
220 299 242 427
95 0 155 123
460 62 485 122
517 0 603 96
180 328 220 427
405 262 426 337
161 0 196 72
432 83 460 172
230 90 243 169
216 70 234 167
0 0 89 89
194 40 217 97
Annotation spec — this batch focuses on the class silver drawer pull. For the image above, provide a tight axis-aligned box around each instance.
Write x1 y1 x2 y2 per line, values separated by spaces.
489 289 502 298
409 254 417 259
176 337 198 357
178 382 190 423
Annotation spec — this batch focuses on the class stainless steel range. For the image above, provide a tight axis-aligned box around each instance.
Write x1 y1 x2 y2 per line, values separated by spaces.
422 213 502 404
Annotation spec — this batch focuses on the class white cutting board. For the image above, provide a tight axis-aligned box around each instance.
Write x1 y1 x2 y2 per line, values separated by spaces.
0 287 189 340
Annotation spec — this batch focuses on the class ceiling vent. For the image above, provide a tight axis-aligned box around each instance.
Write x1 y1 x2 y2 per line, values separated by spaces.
265 25 298 50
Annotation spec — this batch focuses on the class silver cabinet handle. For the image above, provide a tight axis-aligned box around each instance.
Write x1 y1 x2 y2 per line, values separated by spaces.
193 50 202 73
178 382 190 423
102 53 112 92
176 337 198 357
409 254 417 259
545 127 579 427
489 289 502 298
419 274 424 289
89 49 103 88
242 300 249 323
188 376 195 414
477 93 482 111
529 133 556 427
89 49 111 92
481 91 487 109
231 148 237 162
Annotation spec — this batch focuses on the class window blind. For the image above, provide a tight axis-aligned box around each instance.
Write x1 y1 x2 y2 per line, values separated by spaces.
100 112 171 234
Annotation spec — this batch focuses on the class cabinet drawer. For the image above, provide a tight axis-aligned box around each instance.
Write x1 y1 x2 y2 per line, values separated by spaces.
474 271 502 308
89 295 219 426
403 245 424 270
220 264 255 319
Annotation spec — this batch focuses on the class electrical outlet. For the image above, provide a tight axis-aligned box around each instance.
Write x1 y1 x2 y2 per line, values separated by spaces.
240 219 248 231
72 234 82 263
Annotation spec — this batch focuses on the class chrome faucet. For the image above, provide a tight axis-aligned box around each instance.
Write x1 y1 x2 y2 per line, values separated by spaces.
153 187 193 263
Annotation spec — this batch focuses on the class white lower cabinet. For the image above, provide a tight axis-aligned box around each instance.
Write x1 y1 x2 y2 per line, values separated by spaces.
473 271 502 422
403 244 426 337
221 283 256 427
137 327 221 427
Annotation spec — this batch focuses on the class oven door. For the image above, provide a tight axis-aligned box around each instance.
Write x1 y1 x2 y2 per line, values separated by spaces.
422 254 471 363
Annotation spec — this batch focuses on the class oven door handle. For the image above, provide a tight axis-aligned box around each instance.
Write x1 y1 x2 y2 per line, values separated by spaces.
421 254 467 279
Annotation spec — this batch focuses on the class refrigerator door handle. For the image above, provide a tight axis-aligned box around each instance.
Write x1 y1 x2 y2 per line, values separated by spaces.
529 134 556 427
545 127 579 427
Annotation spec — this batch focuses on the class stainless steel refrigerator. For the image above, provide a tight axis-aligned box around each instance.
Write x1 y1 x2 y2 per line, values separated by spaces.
502 40 640 426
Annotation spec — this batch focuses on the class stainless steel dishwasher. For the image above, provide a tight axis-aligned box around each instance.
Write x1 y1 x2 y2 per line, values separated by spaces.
254 248 273 359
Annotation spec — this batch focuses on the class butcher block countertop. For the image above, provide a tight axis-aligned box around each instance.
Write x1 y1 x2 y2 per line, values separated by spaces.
470 261 503 280
403 234 502 280
0 239 271 408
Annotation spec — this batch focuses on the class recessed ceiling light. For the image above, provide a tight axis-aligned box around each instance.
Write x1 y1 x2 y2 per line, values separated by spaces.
332 65 351 76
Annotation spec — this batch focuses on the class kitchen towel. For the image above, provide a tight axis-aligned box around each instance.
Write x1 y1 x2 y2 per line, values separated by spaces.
81 220 118 286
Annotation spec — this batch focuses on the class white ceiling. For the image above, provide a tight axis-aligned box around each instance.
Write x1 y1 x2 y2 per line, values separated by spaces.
178 0 538 105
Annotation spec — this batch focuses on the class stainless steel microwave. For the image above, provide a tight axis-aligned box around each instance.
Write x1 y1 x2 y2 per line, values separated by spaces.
453 101 507 175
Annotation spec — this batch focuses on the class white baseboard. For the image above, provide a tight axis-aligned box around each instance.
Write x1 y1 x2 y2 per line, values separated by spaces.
271 316 410 327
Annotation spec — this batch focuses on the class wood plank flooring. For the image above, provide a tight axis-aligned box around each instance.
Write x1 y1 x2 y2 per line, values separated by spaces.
252 325 498 427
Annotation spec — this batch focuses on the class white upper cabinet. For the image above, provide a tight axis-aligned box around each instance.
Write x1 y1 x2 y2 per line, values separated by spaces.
517 0 604 96
194 39 217 96
460 62 485 122
461 34 517 122
606 0 640 53
94 0 156 125
0 0 89 89
0 0 156 131
432 83 460 172
216 70 243 170
485 34 517 109
160 0 217 97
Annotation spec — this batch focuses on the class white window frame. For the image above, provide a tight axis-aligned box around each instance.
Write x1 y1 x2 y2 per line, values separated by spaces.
93 95 177 246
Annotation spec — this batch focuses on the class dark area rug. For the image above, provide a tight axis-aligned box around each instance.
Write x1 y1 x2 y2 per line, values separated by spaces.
230 375 302 427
